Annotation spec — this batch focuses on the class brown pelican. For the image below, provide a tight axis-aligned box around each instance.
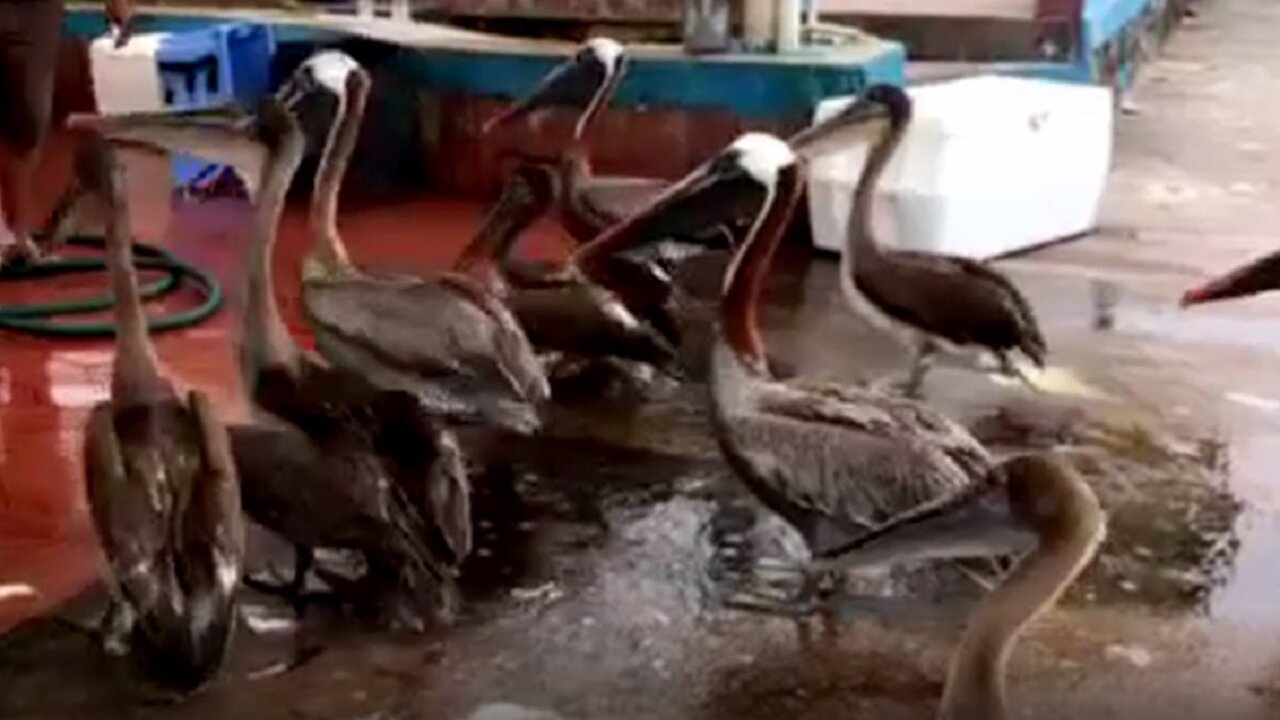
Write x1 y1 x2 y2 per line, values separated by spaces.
457 162 684 373
816 452 1106 720
562 130 997 611
1180 246 1280 307
482 37 739 255
77 135 243 698
480 36 896 251
480 38 755 370
794 84 1047 397
69 101 470 629
284 50 674 391
272 50 550 434
455 162 561 289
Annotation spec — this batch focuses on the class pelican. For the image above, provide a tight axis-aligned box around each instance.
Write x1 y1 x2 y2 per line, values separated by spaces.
560 129 999 612
77 135 243 698
791 84 1047 397
480 36 905 250
816 451 1106 720
482 37 739 255
1180 245 1280 307
69 100 470 629
457 161 685 374
478 38 751 370
272 50 550 434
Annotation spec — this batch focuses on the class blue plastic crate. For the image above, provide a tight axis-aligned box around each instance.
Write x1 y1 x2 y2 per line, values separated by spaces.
155 23 277 189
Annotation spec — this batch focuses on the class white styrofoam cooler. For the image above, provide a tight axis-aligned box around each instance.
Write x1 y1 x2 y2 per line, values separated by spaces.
806 75 1114 260
89 33 168 114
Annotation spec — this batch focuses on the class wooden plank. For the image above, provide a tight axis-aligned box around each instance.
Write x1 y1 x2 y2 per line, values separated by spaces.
74 3 897 65
414 0 682 22
820 0 1037 20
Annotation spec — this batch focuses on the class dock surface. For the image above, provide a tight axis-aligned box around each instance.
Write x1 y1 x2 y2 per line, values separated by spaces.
6 1 1280 718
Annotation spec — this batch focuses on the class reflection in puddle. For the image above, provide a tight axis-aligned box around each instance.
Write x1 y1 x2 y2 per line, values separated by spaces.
1225 391 1280 414
45 350 111 409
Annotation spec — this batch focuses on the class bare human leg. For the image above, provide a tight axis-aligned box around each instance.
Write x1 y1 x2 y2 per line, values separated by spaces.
0 0 64 269
0 152 44 267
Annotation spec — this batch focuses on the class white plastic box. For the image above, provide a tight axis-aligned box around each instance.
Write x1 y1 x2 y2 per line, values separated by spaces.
806 74 1114 260
89 32 168 114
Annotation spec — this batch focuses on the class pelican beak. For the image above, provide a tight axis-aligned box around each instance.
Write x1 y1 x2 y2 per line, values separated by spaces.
570 148 761 271
482 47 618 135
111 15 135 49
66 103 257 154
1180 248 1280 307
66 102 269 196
815 479 1039 573
789 93 893 161
275 76 310 112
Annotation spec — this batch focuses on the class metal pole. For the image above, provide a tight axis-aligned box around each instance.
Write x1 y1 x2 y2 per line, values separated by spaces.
804 0 820 27
778 0 802 51
742 0 775 50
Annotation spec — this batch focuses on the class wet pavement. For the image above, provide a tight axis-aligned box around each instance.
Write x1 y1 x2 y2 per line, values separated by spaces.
7 0 1280 717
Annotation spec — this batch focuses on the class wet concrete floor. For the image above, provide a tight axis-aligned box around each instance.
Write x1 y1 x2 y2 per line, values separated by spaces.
7 0 1280 717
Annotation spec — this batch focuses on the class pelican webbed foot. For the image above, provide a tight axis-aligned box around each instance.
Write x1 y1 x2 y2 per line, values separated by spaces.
996 352 1041 393
242 576 340 615
341 562 460 632
100 599 136 657
870 374 914 397
243 547 338 614
897 337 938 398
719 557 840 618
0 234 43 271
953 558 1001 592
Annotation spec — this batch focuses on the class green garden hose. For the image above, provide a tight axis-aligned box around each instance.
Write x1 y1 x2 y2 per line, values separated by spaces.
0 234 224 337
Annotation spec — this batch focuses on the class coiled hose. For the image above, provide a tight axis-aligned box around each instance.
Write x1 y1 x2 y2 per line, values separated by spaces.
0 234 223 337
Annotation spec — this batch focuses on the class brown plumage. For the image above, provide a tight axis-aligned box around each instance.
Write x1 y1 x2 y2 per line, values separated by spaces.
77 136 244 698
480 38 746 365
461 157 682 369
282 51 549 435
817 452 1106 720
563 132 995 584
833 85 1046 396
701 135 993 557
68 99 472 628
235 101 470 625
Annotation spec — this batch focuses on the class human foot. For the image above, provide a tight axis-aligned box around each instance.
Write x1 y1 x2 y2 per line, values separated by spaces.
0 232 42 271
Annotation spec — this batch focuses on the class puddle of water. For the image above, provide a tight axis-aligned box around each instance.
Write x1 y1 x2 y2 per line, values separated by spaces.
4 170 1280 718
1205 432 1280 629
1118 304 1280 353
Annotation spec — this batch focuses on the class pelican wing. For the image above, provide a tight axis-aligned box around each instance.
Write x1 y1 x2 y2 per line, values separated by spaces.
863 250 1047 364
84 404 170 615
181 390 244 601
718 405 978 543
283 360 471 570
302 273 548 405
366 390 473 566
437 273 551 403
934 252 1046 363
755 380 993 480
509 279 677 367
228 419 454 587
